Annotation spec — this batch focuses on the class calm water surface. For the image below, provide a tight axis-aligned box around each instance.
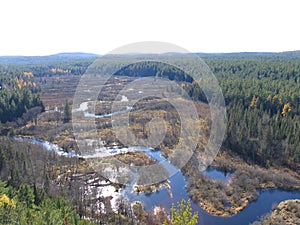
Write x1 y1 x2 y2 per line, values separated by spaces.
15 137 300 225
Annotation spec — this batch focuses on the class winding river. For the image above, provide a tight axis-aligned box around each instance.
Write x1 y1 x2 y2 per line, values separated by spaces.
122 148 300 225
15 136 300 225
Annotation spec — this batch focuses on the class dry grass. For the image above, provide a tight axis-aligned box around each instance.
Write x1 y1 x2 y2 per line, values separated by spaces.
252 199 300 225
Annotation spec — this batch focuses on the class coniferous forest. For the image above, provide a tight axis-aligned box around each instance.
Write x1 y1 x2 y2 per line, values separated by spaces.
205 54 300 170
0 52 299 224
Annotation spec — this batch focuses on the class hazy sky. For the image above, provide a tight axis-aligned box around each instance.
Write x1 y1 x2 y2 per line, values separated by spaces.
0 0 299 56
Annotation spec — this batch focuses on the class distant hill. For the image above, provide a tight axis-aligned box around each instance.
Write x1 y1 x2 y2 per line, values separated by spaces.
195 51 300 61
50 52 100 59
1 51 300 65
0 52 100 65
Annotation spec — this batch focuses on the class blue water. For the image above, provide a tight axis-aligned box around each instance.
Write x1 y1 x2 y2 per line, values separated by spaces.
204 166 231 183
13 136 79 157
128 169 300 225
14 137 300 225
124 149 300 225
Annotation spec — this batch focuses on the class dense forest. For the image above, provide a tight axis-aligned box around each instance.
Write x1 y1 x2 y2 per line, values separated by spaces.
0 178 94 225
0 52 299 224
205 57 300 169
0 71 43 124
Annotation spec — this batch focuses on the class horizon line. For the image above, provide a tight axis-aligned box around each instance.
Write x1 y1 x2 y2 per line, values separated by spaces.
0 50 300 57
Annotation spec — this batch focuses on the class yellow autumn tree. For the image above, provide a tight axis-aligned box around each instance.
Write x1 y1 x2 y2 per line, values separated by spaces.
250 95 259 108
281 103 292 116
23 71 33 78
0 194 16 208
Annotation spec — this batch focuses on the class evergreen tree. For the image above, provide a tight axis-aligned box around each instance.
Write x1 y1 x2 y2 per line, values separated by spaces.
164 200 198 225
63 99 71 123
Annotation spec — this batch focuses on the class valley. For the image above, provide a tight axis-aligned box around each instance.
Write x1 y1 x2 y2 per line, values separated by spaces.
0 52 300 224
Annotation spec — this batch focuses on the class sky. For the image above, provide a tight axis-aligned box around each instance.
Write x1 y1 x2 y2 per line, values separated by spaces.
0 0 299 56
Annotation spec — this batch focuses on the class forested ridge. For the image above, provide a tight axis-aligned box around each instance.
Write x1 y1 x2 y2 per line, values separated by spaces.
0 52 299 224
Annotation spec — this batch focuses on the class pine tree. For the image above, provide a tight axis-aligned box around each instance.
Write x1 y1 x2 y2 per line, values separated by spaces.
164 200 198 225
63 99 71 123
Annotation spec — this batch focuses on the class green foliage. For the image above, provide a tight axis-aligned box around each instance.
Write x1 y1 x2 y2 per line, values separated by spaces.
0 178 95 225
164 200 198 225
115 61 193 83
201 56 300 169
0 70 44 123
0 179 9 195
17 183 35 208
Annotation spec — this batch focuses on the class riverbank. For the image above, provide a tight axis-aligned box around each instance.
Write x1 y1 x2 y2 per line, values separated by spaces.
183 150 300 217
251 199 300 225
4 134 300 225
6 95 300 220
11 118 300 219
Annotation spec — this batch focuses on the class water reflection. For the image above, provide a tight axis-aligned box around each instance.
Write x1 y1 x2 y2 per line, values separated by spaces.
13 137 300 225
203 166 231 183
